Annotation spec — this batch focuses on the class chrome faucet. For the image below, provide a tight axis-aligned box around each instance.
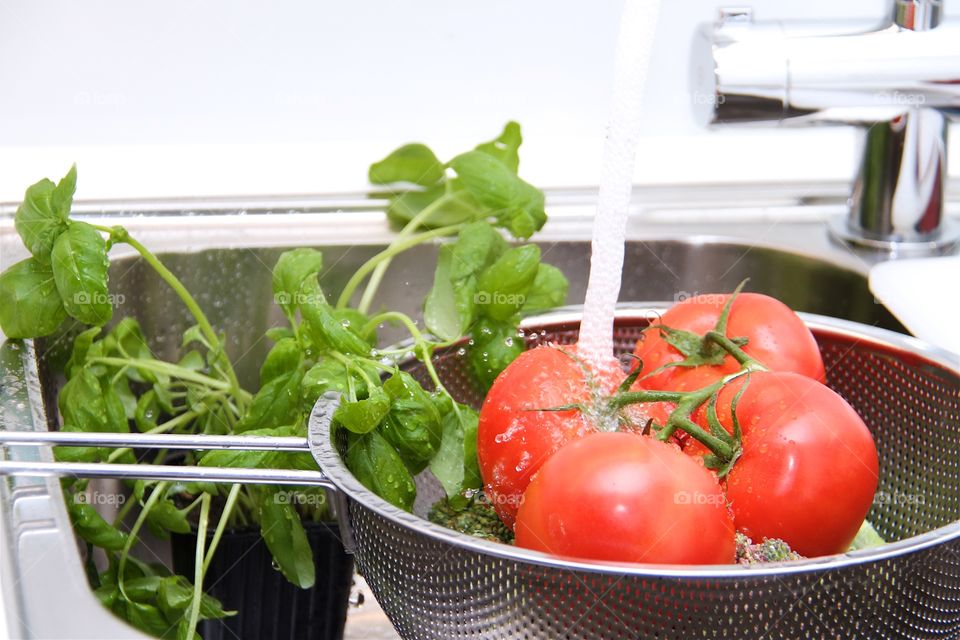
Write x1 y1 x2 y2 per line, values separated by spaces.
692 0 959 253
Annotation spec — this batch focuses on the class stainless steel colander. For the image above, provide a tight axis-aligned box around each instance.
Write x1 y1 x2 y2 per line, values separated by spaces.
310 308 960 640
2 308 959 639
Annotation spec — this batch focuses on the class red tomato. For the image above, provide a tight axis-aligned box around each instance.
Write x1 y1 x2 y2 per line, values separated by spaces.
687 372 879 557
477 345 619 528
633 293 825 394
515 432 736 564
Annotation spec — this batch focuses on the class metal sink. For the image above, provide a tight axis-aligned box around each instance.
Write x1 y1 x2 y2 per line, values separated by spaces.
1 181 949 639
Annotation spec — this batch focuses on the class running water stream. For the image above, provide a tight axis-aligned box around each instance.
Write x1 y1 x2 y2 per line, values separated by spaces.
577 0 662 370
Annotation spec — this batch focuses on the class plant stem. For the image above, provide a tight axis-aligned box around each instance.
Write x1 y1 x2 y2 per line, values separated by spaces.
336 223 465 310
99 225 246 408
118 481 167 600
606 389 686 409
357 196 450 314
670 417 734 460
202 484 241 576
88 357 236 393
186 493 212 640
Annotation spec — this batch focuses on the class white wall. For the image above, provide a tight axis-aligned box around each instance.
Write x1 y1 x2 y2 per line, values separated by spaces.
0 0 956 201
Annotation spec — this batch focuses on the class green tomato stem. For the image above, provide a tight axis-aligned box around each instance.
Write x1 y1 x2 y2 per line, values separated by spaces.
357 195 452 314
705 331 768 372
186 492 211 640
336 223 466 310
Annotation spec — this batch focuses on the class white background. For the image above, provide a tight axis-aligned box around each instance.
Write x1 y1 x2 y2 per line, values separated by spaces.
0 0 957 202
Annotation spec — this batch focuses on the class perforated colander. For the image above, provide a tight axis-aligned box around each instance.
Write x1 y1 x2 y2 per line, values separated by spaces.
2 307 959 639
308 307 960 640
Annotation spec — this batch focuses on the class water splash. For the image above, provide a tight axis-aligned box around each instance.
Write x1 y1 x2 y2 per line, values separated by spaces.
578 0 662 368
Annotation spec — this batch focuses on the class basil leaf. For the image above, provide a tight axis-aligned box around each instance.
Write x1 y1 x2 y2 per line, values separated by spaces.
272 248 323 317
67 499 128 550
300 290 371 356
468 319 524 390
345 430 416 511
260 337 301 385
200 425 314 471
333 386 390 434
301 359 379 412
369 143 444 187
448 221 508 281
429 404 482 498
146 500 191 538
447 151 545 239
51 221 112 326
386 184 481 230
423 245 472 341
14 166 75 259
236 367 304 433
476 244 541 321
381 371 442 471
122 600 171 637
258 487 315 588
521 263 569 312
474 121 522 173
65 327 102 377
157 576 233 620
0 258 67 338
134 390 161 432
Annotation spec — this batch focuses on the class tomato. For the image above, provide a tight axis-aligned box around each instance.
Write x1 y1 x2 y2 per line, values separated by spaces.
515 432 736 564
633 292 825 395
686 372 879 557
477 344 619 528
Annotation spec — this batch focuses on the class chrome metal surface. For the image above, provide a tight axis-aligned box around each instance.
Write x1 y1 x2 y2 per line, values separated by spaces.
0 460 330 487
309 308 960 640
0 431 309 451
693 2 960 252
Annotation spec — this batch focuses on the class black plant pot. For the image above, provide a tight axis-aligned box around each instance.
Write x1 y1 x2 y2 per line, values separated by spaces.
172 521 353 640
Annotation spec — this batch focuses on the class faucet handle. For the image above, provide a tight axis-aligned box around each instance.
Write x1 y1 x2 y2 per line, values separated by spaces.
894 0 943 31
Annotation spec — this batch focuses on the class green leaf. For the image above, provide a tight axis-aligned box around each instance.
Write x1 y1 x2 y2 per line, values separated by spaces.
134 390 161 432
146 500 191 538
122 600 172 637
14 170 72 259
265 326 295 342
272 248 323 317
236 367 304 433
107 317 156 382
200 425 314 471
448 221 508 281
423 245 471 341
386 184 481 230
0 257 67 338
474 121 522 173
345 430 416 511
58 368 130 434
468 319 524 390
475 244 541 321
299 287 371 356
428 404 482 498
369 143 444 187
157 575 233 620
447 151 546 239
521 264 569 312
67 499 128 551
300 358 379 412
260 337 301 385
51 221 113 326
65 326 103 377
380 371 442 471
848 520 886 551
333 386 390 434
258 487 316 588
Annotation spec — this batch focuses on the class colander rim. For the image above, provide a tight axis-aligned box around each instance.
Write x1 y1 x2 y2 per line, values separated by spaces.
308 305 960 579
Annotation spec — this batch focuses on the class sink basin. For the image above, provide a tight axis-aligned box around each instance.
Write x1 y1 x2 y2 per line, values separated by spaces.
0 183 930 639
